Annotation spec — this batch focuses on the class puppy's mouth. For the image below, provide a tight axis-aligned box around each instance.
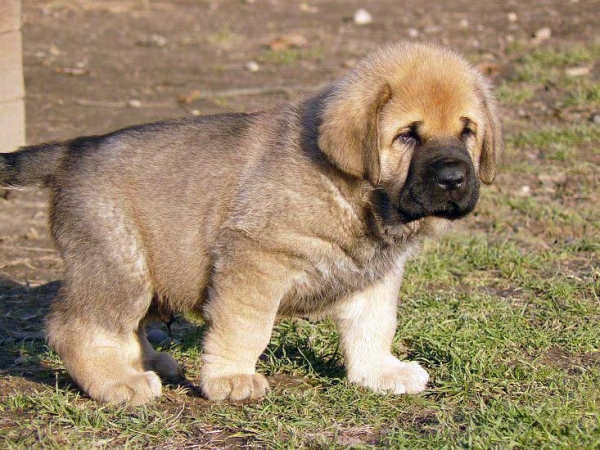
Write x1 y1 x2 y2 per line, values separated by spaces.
397 196 476 223
395 147 480 224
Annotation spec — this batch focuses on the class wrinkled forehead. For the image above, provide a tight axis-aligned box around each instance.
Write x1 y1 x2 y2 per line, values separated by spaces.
382 65 484 136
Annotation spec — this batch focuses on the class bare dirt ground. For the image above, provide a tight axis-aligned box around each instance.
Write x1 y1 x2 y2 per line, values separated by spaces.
0 0 599 447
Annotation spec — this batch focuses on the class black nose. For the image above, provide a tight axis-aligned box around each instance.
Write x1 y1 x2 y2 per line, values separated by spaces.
436 163 466 191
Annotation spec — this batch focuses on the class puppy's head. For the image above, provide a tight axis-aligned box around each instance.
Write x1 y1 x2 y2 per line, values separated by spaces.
318 42 502 224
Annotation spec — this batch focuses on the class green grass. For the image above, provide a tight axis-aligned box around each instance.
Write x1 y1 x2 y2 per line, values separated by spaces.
500 43 599 115
2 233 599 448
513 45 599 84
561 80 600 109
524 46 597 68
496 82 535 106
505 124 600 166
508 125 600 148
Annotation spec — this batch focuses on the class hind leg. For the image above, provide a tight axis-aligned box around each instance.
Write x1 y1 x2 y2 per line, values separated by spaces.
46 194 167 404
46 284 164 405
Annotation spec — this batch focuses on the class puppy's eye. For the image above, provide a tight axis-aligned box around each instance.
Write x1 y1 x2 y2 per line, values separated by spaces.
394 131 420 147
461 127 475 141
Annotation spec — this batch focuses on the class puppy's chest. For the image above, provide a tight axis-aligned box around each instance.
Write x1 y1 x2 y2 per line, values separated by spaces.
279 235 410 315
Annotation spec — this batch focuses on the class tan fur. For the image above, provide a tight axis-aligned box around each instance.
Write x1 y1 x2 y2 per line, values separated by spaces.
1 42 501 404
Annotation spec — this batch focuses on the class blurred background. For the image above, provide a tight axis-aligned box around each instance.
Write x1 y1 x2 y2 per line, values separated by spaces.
15 0 599 142
1 1 599 447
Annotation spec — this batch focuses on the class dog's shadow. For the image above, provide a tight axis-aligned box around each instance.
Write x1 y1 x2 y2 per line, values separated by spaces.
0 277 70 388
0 277 200 395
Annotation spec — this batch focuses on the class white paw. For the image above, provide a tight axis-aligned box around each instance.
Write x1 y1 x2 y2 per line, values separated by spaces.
348 357 429 394
201 373 270 401
89 371 162 405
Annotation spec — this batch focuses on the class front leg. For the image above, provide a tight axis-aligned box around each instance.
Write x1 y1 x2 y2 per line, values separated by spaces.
201 254 284 401
332 260 429 394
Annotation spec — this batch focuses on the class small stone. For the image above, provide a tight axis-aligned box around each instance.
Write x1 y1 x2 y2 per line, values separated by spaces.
191 109 201 116
147 328 169 345
507 12 518 22
246 61 260 72
353 8 373 25
408 28 419 38
591 114 600 124
532 27 551 41
150 34 168 47
564 66 590 77
459 19 469 28
520 185 531 196
128 99 142 108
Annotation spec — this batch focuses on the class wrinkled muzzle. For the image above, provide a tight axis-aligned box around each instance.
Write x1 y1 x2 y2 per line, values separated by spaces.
397 144 480 223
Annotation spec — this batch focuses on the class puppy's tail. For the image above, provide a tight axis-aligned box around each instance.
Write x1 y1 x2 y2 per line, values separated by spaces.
0 142 67 189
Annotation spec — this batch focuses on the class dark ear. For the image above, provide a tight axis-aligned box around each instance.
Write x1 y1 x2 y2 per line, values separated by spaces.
318 82 392 186
478 78 503 185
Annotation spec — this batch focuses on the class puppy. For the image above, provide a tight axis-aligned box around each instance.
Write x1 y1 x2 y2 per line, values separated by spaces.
0 42 501 404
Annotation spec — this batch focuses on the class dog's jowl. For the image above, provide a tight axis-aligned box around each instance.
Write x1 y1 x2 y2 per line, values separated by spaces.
0 42 502 404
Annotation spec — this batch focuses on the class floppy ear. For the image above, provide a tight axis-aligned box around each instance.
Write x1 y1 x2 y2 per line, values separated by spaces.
318 81 392 186
477 78 503 185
